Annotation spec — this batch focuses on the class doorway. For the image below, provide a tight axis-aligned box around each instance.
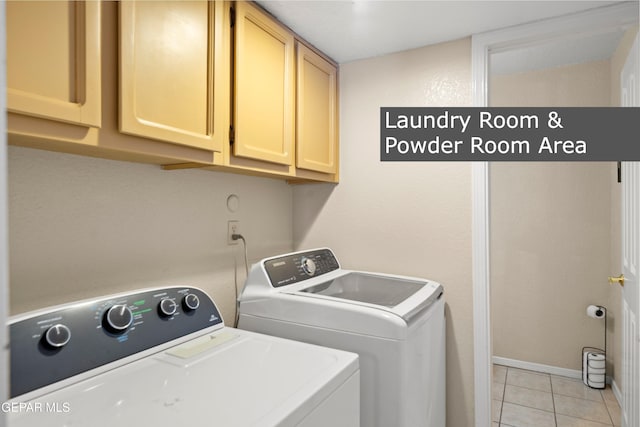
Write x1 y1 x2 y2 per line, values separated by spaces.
489 28 623 425
471 3 639 426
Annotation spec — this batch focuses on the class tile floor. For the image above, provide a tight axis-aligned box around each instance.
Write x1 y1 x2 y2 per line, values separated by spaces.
493 364 621 427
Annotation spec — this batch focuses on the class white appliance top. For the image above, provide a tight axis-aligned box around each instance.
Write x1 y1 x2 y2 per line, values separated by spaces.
7 287 358 427
8 328 358 427
239 249 444 338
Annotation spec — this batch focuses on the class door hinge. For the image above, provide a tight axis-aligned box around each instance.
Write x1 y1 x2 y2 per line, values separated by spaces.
618 161 622 183
229 126 235 145
230 7 235 28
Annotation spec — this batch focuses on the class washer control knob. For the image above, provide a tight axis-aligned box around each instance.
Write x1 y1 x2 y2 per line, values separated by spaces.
301 257 317 276
158 298 177 317
105 304 133 332
44 324 71 348
183 294 200 311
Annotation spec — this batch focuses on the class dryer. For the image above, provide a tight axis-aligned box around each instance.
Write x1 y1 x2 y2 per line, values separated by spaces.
237 248 445 427
6 286 359 427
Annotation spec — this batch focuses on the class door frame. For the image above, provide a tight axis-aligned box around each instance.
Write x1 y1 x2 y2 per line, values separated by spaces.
471 4 639 426
1 1 8 422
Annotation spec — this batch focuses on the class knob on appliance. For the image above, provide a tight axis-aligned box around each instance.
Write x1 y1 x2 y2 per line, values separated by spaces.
105 304 133 332
301 257 317 276
183 293 200 311
158 298 178 317
44 324 71 348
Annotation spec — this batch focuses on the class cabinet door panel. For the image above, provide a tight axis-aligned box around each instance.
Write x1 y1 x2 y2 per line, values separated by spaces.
120 1 226 151
7 1 101 127
296 44 337 174
234 1 294 165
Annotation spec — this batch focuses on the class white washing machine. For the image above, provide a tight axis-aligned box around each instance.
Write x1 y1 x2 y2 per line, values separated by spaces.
6 286 359 427
237 248 446 427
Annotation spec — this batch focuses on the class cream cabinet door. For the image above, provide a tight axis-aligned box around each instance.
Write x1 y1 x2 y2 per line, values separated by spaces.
119 1 228 152
233 1 295 165
7 1 101 127
296 43 338 174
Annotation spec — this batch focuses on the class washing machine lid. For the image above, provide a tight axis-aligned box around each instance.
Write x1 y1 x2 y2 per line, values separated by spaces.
299 272 426 307
289 271 442 323
8 328 359 427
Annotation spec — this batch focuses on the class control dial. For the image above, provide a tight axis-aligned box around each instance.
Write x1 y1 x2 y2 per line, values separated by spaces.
158 298 178 317
183 294 200 311
105 304 133 332
44 324 71 348
301 257 317 276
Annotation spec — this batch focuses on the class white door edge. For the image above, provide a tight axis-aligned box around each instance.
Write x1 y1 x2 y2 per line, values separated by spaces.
0 1 9 425
619 30 640 427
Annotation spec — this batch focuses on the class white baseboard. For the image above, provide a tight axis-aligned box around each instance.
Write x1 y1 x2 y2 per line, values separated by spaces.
493 356 623 408
492 356 583 380
611 379 623 406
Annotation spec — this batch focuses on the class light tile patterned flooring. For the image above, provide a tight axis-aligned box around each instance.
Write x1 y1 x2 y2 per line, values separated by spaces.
493 364 621 427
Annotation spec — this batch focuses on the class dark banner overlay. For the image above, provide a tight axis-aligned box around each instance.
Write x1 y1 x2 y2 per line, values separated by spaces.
380 107 640 161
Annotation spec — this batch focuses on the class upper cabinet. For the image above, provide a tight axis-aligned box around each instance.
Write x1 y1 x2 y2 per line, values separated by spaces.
6 1 338 183
218 1 338 182
119 1 228 152
296 43 338 175
233 1 295 165
7 1 101 127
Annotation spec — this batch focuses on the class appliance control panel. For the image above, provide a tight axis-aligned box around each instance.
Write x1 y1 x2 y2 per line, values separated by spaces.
264 249 340 287
9 287 222 398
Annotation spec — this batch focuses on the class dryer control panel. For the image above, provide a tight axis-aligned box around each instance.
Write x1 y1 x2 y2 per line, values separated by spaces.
9 287 223 398
264 249 340 287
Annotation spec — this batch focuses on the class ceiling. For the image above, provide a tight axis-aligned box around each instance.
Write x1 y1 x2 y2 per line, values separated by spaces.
491 28 626 75
256 1 634 65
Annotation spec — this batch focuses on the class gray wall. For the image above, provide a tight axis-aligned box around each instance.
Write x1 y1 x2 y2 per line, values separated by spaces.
293 38 475 427
8 146 293 324
490 58 613 372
